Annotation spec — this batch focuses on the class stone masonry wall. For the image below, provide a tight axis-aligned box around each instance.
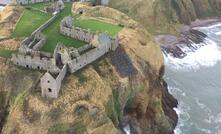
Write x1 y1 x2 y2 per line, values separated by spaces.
60 24 97 43
32 14 59 36
68 33 115 73
41 64 67 98
11 12 119 98
11 53 60 73
32 39 45 50
56 64 67 89
16 0 50 5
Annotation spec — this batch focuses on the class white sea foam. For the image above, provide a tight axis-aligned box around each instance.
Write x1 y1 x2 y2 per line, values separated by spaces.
195 98 206 109
123 125 131 134
168 86 191 134
166 23 221 134
173 104 190 134
0 6 4 11
194 22 221 30
215 114 221 123
164 38 221 71
215 31 221 36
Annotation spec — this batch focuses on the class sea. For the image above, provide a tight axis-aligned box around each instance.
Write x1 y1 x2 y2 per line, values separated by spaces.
164 22 221 134
0 6 4 11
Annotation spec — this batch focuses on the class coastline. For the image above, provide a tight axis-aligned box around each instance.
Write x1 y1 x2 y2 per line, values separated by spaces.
156 19 221 58
0 6 5 11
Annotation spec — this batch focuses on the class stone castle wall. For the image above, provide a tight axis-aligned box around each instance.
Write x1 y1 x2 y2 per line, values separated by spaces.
60 24 96 43
11 53 60 73
32 14 59 36
32 39 45 50
16 0 50 5
16 0 71 5
41 64 67 98
56 64 67 87
68 33 118 73
19 4 63 53
11 13 120 98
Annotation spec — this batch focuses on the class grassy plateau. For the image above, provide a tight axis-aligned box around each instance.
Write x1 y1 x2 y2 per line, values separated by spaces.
41 3 85 52
11 2 123 53
75 18 123 38
11 7 51 38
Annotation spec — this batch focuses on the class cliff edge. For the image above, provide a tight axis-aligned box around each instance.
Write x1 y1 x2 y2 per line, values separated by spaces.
1 2 177 134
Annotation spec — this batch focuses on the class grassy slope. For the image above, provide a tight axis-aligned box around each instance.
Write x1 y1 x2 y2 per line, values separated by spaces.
11 8 51 38
75 18 122 38
109 0 180 35
30 2 52 10
0 48 13 58
41 3 85 52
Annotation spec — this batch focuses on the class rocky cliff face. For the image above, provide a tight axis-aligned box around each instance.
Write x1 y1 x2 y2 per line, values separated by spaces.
0 2 177 134
110 0 221 34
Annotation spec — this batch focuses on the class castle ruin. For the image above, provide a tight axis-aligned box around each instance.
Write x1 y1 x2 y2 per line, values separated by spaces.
16 0 71 5
11 8 119 98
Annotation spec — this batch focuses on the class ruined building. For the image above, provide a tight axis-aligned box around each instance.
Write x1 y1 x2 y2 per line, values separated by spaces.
16 0 71 5
12 15 119 98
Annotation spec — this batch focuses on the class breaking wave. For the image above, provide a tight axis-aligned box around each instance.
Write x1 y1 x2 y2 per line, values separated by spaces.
194 22 221 30
0 6 4 11
168 86 191 134
123 125 131 134
164 38 221 71
168 86 221 134
165 22 221 134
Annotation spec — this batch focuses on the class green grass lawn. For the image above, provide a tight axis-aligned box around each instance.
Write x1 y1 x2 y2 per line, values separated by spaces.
11 8 51 38
11 2 122 53
41 3 85 52
75 18 123 38
0 48 13 58
29 2 51 10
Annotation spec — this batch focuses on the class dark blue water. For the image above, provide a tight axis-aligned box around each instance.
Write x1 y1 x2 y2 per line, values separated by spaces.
164 23 221 134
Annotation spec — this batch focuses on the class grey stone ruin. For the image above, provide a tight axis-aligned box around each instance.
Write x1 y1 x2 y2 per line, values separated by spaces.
12 12 120 98
45 0 65 14
62 16 73 28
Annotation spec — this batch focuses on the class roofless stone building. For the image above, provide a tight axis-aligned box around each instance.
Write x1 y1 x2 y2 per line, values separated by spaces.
11 4 119 98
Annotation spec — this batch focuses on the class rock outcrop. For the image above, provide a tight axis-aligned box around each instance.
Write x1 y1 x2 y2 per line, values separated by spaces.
1 2 177 134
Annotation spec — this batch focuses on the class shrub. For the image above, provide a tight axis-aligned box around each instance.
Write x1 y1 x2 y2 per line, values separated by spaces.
47 123 70 134
75 72 88 84
105 89 122 126
48 107 63 121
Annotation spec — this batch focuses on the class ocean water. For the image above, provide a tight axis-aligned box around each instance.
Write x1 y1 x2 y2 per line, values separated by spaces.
164 22 221 134
0 6 4 11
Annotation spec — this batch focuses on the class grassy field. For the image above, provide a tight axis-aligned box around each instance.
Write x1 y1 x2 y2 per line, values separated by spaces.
0 48 13 58
11 8 51 38
41 3 85 52
75 18 123 38
30 2 51 10
11 2 122 53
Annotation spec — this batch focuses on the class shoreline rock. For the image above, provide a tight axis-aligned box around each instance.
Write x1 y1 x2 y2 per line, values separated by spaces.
156 19 221 59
